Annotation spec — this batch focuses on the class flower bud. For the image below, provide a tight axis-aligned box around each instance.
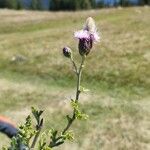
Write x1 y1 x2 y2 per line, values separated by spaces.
63 47 72 58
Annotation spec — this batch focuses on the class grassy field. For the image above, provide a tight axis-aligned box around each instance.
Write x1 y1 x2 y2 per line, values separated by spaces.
0 7 150 150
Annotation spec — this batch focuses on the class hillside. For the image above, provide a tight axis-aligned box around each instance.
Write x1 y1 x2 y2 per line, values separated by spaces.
0 7 150 149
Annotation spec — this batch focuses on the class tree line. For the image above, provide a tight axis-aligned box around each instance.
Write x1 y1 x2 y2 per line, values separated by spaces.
0 0 149 10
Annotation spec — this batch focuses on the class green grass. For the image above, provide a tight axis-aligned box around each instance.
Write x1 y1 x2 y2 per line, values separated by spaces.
0 7 150 149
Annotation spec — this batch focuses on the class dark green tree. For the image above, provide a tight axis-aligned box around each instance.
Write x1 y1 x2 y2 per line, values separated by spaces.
50 0 61 10
8 0 19 9
120 0 131 6
37 0 42 10
139 0 150 5
50 0 92 11
80 0 91 9
0 0 22 9
31 0 42 10
16 0 23 10
0 0 7 8
89 0 96 8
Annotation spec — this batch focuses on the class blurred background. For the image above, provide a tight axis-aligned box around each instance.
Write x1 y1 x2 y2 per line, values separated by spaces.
0 0 150 150
0 0 149 10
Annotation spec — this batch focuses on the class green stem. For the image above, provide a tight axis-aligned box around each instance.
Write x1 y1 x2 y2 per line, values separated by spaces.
63 56 85 134
49 56 86 148
75 55 85 102
71 57 78 75
31 127 42 149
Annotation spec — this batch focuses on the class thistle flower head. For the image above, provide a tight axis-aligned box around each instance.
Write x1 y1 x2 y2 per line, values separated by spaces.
75 17 100 42
74 17 100 56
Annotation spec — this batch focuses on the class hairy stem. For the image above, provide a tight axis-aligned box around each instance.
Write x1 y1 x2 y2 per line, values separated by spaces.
75 55 85 102
63 56 85 134
31 127 42 149
71 58 78 75
50 56 86 148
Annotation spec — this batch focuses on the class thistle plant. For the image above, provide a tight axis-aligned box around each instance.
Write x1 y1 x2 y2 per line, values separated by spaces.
3 17 100 150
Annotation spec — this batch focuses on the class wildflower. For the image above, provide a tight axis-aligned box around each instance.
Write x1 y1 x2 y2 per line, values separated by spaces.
74 17 100 56
63 47 72 58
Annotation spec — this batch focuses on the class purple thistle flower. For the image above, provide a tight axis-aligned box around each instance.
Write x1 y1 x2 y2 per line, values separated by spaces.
74 30 100 42
74 17 100 56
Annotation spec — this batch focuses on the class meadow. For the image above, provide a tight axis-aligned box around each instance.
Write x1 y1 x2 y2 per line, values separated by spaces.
0 6 150 150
